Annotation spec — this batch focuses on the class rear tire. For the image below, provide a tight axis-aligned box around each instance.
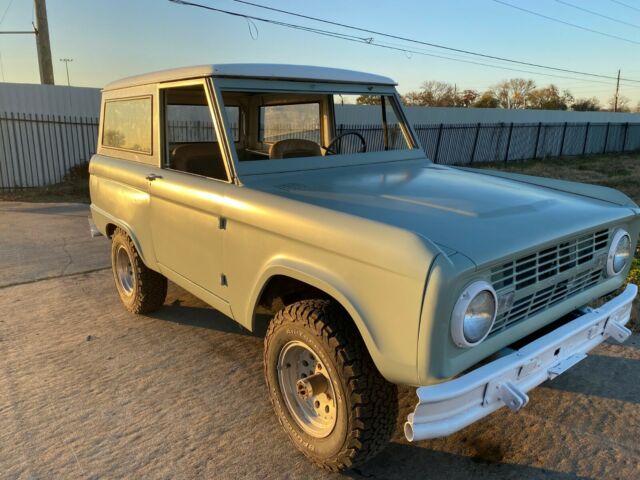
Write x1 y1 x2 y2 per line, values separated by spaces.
111 227 167 314
263 299 398 471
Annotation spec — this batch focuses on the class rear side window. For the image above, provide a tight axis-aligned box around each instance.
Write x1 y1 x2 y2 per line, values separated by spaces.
102 96 152 154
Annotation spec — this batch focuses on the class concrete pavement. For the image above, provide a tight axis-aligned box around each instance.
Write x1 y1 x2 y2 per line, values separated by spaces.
1 201 639 479
0 202 109 288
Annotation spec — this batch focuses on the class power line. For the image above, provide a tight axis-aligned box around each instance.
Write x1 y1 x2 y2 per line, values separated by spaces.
170 0 640 91
168 1 626 88
0 0 15 26
493 0 640 46
609 0 640 13
556 0 640 30
226 0 640 84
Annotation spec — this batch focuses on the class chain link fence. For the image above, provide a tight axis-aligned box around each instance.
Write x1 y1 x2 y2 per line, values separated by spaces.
1 113 639 189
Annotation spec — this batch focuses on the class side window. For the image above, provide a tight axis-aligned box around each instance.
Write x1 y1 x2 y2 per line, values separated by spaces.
102 97 152 154
163 84 228 181
333 94 412 153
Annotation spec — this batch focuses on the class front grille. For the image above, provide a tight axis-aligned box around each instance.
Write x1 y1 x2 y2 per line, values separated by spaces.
489 229 610 335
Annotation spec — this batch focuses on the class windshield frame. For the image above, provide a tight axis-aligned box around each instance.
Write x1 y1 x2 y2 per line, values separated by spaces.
211 77 423 178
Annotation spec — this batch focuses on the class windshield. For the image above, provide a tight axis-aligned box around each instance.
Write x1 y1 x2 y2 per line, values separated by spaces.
219 90 416 167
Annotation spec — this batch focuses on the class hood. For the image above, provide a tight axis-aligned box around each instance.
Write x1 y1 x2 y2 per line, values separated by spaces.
245 160 635 266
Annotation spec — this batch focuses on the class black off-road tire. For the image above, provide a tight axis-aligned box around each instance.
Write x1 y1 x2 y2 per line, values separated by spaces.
264 299 398 471
111 227 167 314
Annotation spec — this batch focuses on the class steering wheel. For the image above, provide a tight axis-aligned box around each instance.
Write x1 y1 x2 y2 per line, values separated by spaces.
324 131 367 155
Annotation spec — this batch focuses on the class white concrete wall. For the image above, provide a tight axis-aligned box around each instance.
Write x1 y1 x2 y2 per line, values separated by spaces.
0 83 100 117
2 82 638 125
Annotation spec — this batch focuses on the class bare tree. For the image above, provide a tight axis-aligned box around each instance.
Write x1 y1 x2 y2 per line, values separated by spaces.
402 81 459 107
491 78 536 109
607 95 631 112
458 89 479 107
355 95 381 105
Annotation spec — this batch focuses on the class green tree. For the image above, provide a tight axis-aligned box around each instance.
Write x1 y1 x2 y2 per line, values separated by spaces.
474 91 500 108
527 85 573 110
572 97 600 111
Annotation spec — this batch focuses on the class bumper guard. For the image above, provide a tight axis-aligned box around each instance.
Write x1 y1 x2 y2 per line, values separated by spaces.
405 283 637 442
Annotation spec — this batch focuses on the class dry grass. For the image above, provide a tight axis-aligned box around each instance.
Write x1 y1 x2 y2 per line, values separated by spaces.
478 152 640 204
479 152 640 331
0 162 89 203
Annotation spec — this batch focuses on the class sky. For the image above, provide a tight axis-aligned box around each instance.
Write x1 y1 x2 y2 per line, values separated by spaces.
1 0 639 108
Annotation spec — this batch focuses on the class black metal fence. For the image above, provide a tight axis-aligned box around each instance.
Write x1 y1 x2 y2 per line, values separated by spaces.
338 121 640 165
1 113 639 189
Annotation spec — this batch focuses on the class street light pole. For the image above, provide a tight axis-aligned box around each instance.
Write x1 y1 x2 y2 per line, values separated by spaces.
59 58 73 86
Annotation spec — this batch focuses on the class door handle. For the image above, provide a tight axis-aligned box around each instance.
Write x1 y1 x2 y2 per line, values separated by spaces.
146 173 163 181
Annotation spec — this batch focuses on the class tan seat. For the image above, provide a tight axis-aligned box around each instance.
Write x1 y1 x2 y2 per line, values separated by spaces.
171 143 227 180
268 139 321 160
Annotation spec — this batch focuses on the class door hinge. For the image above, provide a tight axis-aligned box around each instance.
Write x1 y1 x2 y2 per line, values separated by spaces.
219 217 227 230
220 273 228 286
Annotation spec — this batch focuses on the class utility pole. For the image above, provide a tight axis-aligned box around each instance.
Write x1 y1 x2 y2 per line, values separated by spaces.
59 58 72 86
34 0 55 84
614 69 621 113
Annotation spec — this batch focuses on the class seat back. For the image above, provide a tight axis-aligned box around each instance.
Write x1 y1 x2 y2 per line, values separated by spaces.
171 143 227 180
269 139 321 160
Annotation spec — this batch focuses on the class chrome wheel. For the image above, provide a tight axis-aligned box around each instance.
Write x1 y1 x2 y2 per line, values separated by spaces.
277 340 337 438
114 245 135 296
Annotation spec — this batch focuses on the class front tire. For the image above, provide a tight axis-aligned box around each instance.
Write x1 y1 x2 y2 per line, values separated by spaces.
111 227 167 314
264 299 398 471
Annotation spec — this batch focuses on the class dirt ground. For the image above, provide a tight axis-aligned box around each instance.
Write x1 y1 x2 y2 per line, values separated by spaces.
1 201 640 479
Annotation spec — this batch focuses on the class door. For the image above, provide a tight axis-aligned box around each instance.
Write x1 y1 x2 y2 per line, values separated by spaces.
148 79 234 310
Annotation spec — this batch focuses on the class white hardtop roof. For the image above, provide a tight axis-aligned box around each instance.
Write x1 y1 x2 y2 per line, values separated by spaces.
103 64 397 91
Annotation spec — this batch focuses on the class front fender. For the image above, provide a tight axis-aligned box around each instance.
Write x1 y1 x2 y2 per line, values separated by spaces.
245 255 427 385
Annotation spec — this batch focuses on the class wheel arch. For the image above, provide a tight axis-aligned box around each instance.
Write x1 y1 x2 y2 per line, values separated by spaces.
247 262 383 365
100 216 150 266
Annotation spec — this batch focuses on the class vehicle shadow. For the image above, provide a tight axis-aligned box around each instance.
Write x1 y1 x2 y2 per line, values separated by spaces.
145 283 260 337
542 352 640 404
346 444 588 480
147 303 258 336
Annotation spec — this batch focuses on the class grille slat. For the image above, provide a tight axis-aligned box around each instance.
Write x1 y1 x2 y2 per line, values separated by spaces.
489 229 609 335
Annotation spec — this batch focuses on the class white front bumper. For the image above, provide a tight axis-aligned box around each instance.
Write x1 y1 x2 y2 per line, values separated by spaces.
405 283 637 442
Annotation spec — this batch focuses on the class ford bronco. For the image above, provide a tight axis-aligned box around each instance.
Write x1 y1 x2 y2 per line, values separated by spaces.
89 64 639 471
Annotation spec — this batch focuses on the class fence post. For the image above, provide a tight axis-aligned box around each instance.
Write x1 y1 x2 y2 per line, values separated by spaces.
533 122 542 159
433 123 443 164
622 122 629 152
470 122 481 165
0 114 7 188
504 122 513 163
582 122 590 155
559 122 568 157
603 123 610 154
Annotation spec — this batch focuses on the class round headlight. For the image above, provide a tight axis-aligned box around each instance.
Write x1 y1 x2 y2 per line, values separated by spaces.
451 281 498 348
607 229 631 277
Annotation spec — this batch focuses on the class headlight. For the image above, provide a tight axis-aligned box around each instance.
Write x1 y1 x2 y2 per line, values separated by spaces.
606 229 631 277
451 281 497 348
